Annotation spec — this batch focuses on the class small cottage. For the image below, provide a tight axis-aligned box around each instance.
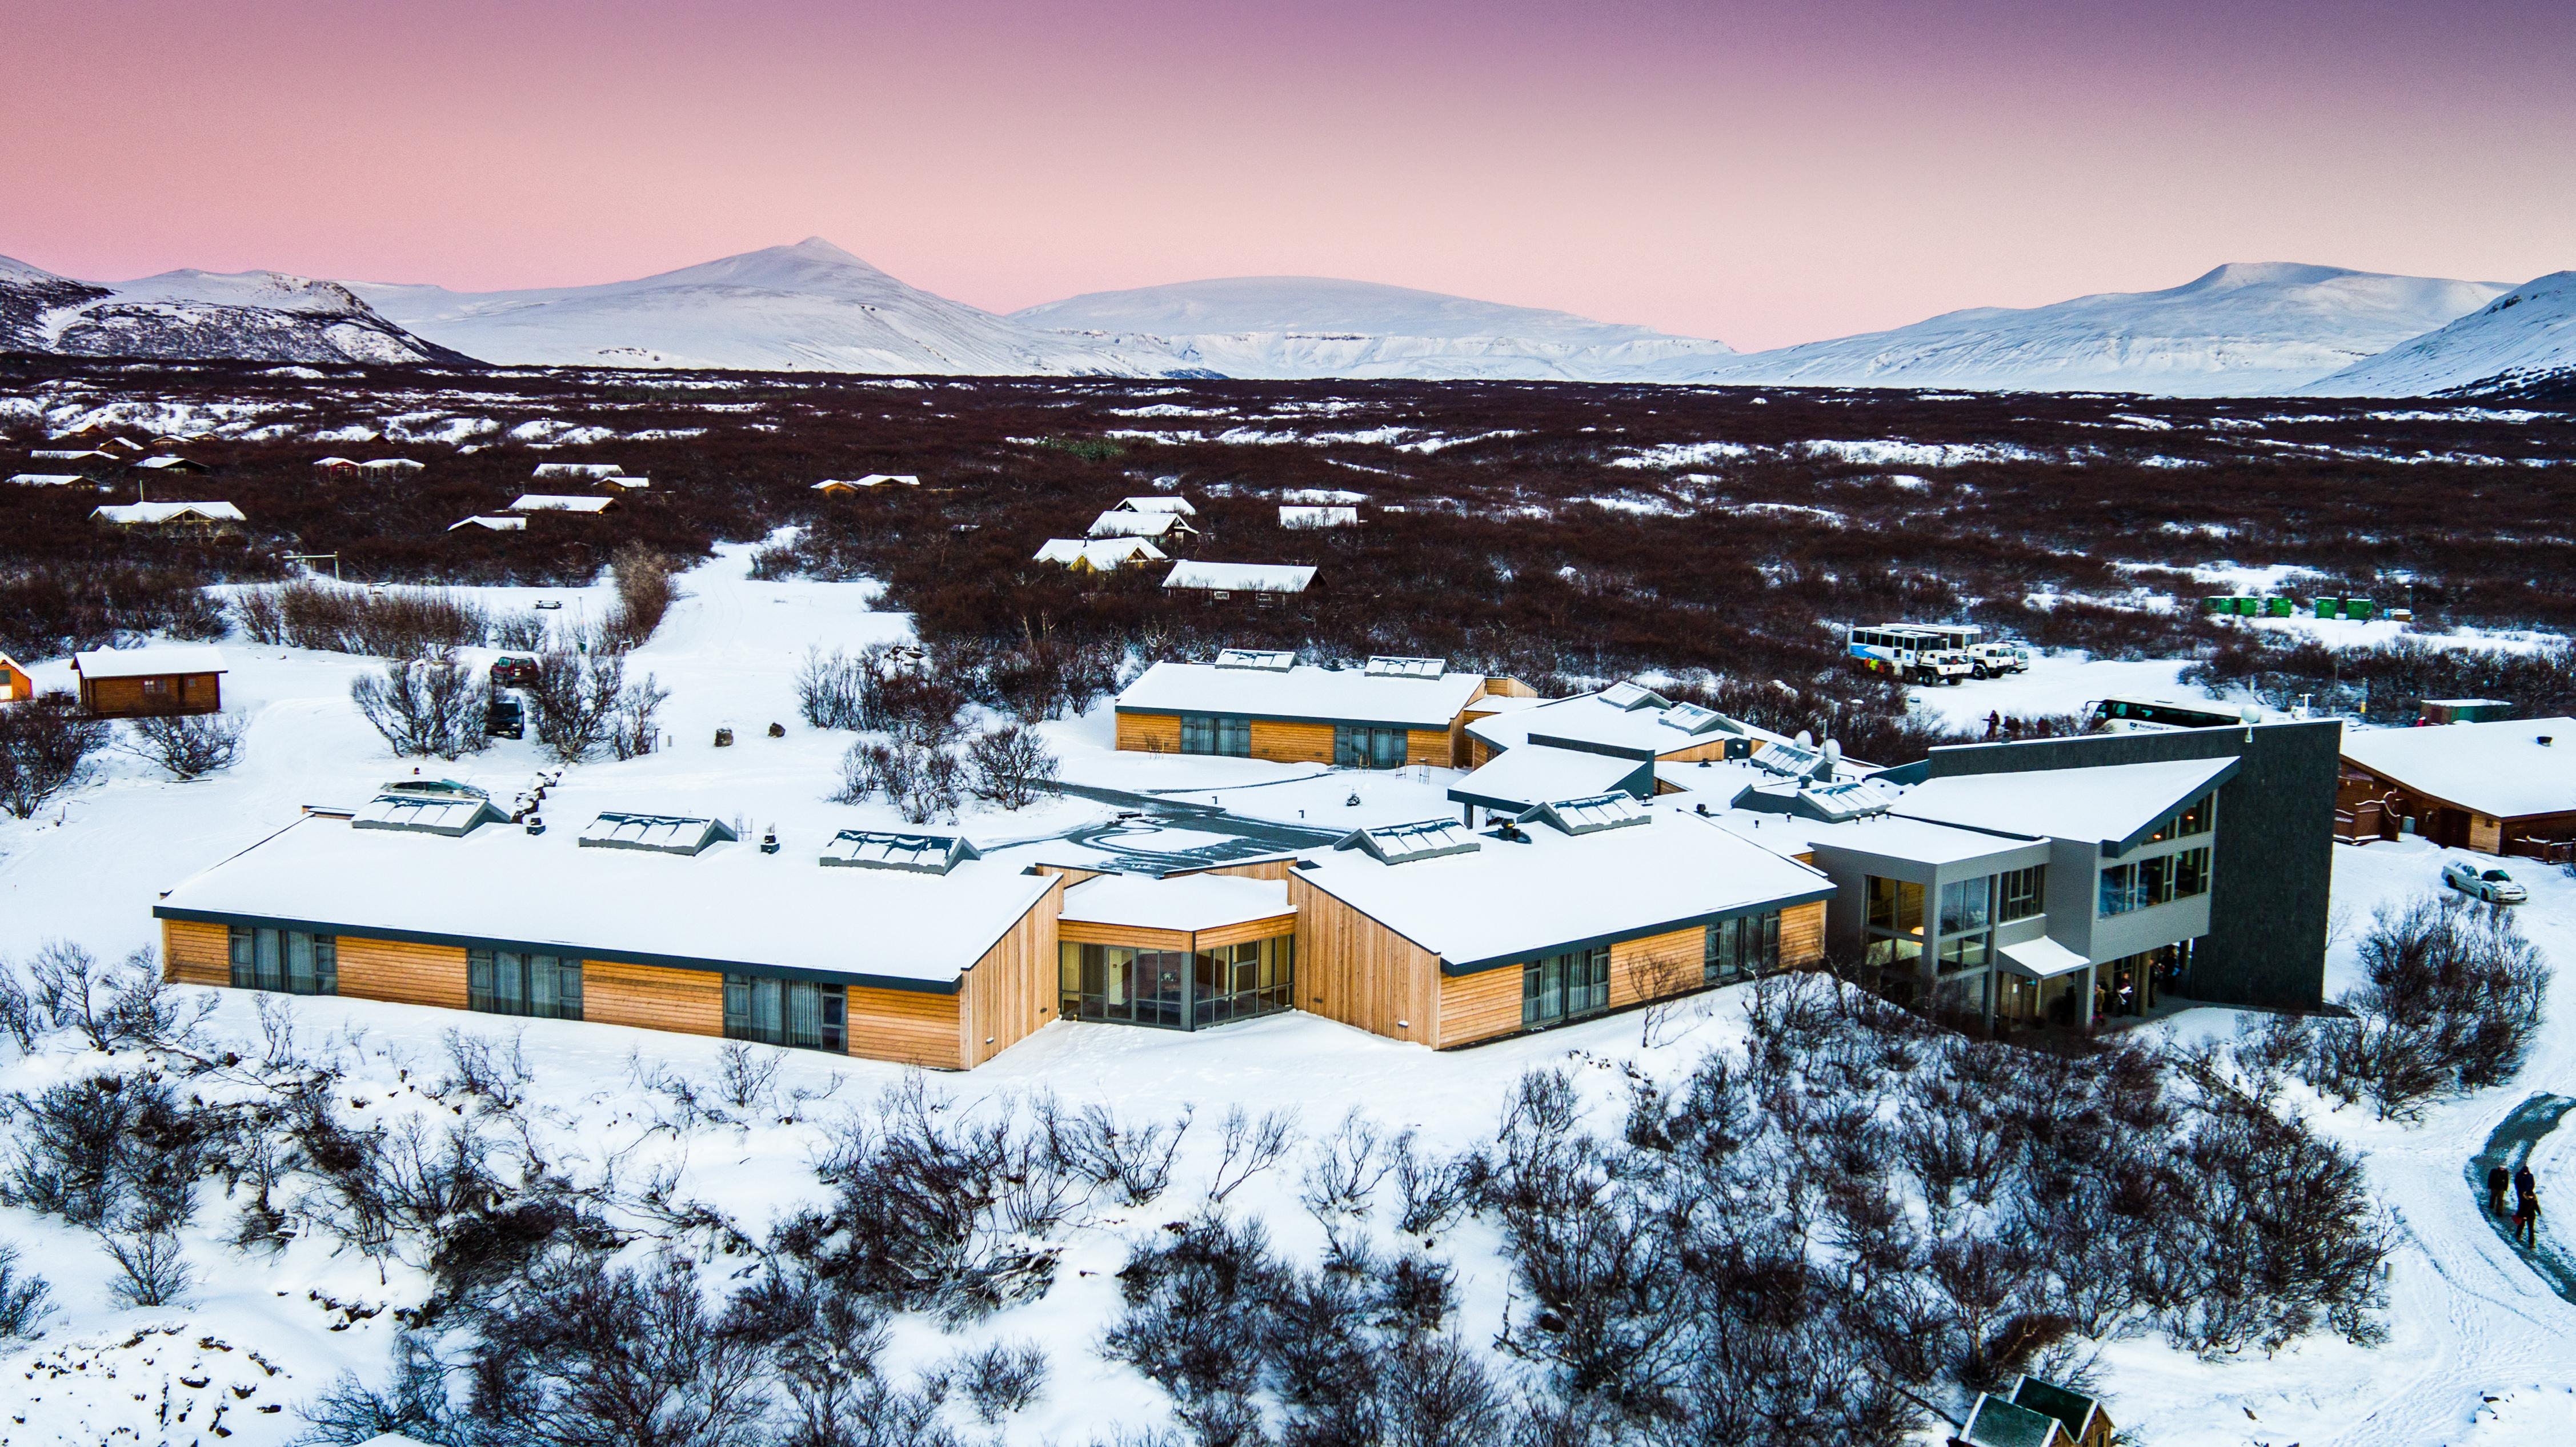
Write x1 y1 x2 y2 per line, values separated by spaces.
1088 509 1196 542
71 644 227 718
91 501 247 538
130 455 213 476
7 473 87 488
0 650 33 703
356 458 426 480
812 474 920 494
1033 538 1169 572
1160 560 1315 606
448 515 528 532
506 494 618 516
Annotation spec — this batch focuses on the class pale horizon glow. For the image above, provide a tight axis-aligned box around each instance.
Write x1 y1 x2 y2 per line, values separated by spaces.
3 0 2571 351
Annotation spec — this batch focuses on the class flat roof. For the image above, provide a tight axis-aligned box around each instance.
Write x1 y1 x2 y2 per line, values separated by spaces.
155 813 1057 991
1060 873 1292 932
1163 561 1315 592
2339 717 2576 821
1451 744 1646 813
1894 756 2237 849
1116 659 1486 731
73 643 228 679
1296 805 1832 972
1466 689 1780 760
1718 809 2051 868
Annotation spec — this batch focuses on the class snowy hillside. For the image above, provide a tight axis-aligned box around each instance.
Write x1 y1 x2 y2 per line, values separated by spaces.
1696 263 2511 397
1013 275 1737 381
2304 270 2576 399
0 255 464 366
353 238 1172 376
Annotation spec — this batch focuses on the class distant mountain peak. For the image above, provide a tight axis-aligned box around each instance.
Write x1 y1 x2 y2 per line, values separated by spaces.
2180 261 2363 291
2306 268 2576 398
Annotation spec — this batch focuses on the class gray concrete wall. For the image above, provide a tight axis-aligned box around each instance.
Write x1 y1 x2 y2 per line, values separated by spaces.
1922 721 2338 1011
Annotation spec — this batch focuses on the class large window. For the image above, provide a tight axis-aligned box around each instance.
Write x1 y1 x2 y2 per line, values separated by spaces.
229 927 336 995
1866 876 1924 935
468 949 583 1020
1523 946 1610 1027
1997 865 2046 923
1334 724 1409 769
2098 846 2212 917
1938 877 1990 936
1060 944 1188 1028
1706 912 1780 984
723 975 846 1052
1180 714 1251 757
1191 937 1295 1028
2145 791 2215 844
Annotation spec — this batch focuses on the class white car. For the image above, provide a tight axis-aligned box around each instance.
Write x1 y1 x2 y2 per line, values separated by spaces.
2442 860 2528 905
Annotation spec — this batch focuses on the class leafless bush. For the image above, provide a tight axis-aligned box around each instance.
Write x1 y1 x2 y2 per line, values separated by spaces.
490 610 550 651
609 670 670 760
834 738 961 823
467 1248 772 1447
962 723 1060 808
351 654 488 760
947 1338 1049 1424
0 963 34 1056
298 1333 463 1446
718 1040 783 1111
1207 1105 1299 1204
526 650 625 763
101 1224 193 1306
0 691 110 817
239 580 489 656
1391 1129 1476 1236
1 1071 201 1230
0 1242 51 1338
2294 894 2553 1119
1299 1109 1393 1221
27 941 207 1051
796 647 872 731
1051 1101 1193 1206
117 710 246 779
440 1028 534 1112
599 543 681 653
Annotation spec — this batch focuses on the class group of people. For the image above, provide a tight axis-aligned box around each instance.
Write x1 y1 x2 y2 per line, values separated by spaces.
2487 1161 2543 1245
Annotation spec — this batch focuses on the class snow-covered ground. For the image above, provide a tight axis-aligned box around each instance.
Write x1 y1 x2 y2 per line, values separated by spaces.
1905 652 2202 729
2 548 2575 1445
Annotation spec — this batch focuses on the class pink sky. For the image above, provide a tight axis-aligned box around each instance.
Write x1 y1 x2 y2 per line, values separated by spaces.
5 0 2571 350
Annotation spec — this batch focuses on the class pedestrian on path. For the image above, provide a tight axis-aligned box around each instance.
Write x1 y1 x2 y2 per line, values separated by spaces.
2518 1164 2538 1200
2514 1193 2542 1246
2489 1164 2513 1215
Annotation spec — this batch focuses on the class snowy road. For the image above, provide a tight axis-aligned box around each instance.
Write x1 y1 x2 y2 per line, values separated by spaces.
2468 1095 2576 1306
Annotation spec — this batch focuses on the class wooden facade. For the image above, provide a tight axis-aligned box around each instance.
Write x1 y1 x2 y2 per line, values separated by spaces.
958 877 1061 1067
583 959 723 1037
2338 757 2576 858
1287 872 1443 1045
79 669 223 719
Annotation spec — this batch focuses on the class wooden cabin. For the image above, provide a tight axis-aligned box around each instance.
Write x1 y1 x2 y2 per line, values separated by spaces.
812 474 920 494
91 501 247 538
0 651 34 703
1160 560 1315 607
2338 716 2576 857
506 494 618 516
1088 508 1196 542
1033 537 1168 573
1114 652 1522 768
71 644 226 718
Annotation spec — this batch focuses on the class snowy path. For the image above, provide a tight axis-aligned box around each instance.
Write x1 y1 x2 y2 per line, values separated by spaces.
2467 1095 2576 1305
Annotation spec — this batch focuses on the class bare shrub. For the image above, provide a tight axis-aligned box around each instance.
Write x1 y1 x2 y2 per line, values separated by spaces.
717 1041 783 1111
1207 1105 1299 1204
490 610 551 651
526 650 624 764
102 1224 193 1307
947 1338 1048 1424
2296 894 2553 1119
962 723 1060 808
242 580 489 656
440 1028 534 1111
1391 1129 1476 1236
117 710 246 779
467 1248 772 1447
27 941 207 1051
0 1241 52 1338
1299 1109 1393 1221
796 647 872 731
609 671 670 761
351 654 489 760
0 691 110 817
833 738 961 823
298 1333 464 1446
600 543 681 653
1050 1102 1193 1206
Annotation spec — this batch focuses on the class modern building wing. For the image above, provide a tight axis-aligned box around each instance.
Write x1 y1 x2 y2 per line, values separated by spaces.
1115 656 1509 767
2337 716 2576 855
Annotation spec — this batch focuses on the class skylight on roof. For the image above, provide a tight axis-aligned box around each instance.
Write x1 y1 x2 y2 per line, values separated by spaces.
1340 816 1481 864
1657 702 1729 735
1756 743 1822 779
351 791 503 836
578 812 738 856
819 829 980 873
1600 681 1669 711
1215 648 1297 671
1363 655 1448 679
1533 792 1652 834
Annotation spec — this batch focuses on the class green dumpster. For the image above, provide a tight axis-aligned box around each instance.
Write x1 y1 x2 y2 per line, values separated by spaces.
2311 596 2339 618
2263 596 2294 618
2344 598 2376 621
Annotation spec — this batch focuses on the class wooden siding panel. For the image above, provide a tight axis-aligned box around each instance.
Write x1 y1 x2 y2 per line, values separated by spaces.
1406 727 1452 768
1288 874 1437 1047
1059 920 1194 950
336 936 469 1009
162 919 230 986
583 960 723 1037
1781 900 1826 968
846 985 965 1071
1116 712 1183 753
1437 967 1524 1049
1193 915 1299 950
1249 719 1336 765
959 885 1060 1068
1609 925 1704 1010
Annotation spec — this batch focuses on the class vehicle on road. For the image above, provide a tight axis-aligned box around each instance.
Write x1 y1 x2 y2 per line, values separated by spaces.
490 655 539 689
2443 859 2529 904
1846 625 1972 686
487 690 526 740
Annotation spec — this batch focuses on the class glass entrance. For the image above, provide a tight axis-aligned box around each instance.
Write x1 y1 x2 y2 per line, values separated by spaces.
1061 936 1295 1031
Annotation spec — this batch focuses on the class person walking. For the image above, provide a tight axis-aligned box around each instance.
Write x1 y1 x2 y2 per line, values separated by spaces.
2514 1192 2541 1246
2517 1164 2538 1201
2489 1164 2513 1216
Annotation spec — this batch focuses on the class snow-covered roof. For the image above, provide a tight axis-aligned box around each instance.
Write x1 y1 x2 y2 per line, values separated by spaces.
1163 561 1316 594
1467 688 1765 760
1059 873 1292 932
1032 537 1167 568
1450 745 1648 813
1214 648 1296 671
29 448 110 460
532 462 621 479
578 811 738 856
92 500 245 524
597 475 651 489
1718 809 2048 868
356 458 424 473
1280 505 1359 529
1997 935 2093 980
71 643 228 679
1120 495 1196 515
1524 792 1652 835
448 515 527 531
1338 817 1483 865
1088 509 1192 539
134 455 203 470
7 473 86 486
820 828 980 874
2338 717 2576 820
156 814 1058 990
1116 658 1486 729
1895 756 2238 851
811 474 919 490
507 494 616 514
352 789 508 837
1298 806 1832 971
314 456 359 468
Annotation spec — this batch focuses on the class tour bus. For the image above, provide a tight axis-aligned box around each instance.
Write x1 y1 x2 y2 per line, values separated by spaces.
1881 622 2031 678
1846 626 1973 686
2086 696 2258 733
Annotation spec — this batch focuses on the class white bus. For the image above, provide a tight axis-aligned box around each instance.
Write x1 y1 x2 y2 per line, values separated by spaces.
1877 622 2030 678
1846 626 1972 685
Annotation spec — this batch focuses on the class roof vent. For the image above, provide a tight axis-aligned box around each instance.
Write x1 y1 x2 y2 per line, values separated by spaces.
1214 648 1297 672
351 785 507 836
578 812 739 856
1524 792 1652 835
2541 735 2555 747
820 828 981 873
1599 680 1669 712
1656 702 1736 736
1338 816 1481 864
1364 655 1448 679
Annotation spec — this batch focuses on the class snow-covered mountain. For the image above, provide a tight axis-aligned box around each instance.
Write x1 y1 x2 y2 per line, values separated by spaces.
0 254 464 365
2301 270 2576 399
353 239 1169 376
1693 263 2511 397
1012 276 1737 381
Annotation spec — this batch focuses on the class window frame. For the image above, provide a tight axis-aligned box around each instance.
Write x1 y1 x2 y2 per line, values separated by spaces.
229 925 337 996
